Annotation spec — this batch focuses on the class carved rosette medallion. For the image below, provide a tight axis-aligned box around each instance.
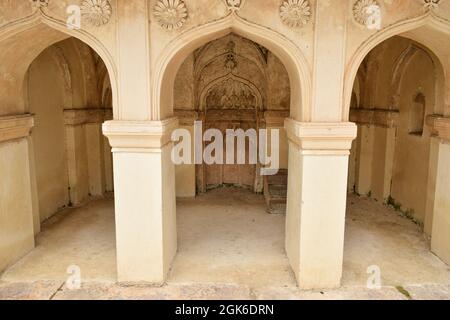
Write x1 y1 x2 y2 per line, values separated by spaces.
423 0 440 11
81 0 112 27
30 0 49 10
353 0 380 26
153 0 188 30
279 0 312 28
226 0 243 11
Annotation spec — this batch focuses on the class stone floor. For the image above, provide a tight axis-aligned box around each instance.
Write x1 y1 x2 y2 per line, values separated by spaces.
1 187 449 300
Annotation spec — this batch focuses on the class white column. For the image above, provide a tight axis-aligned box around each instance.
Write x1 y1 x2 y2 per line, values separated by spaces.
64 111 89 205
371 126 396 202
85 122 106 197
285 119 357 289
174 111 197 198
431 117 450 264
0 115 35 272
103 119 178 284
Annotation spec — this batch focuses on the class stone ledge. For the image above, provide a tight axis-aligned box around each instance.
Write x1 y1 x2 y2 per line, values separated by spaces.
174 110 199 126
0 114 34 143
102 118 179 152
264 111 290 127
350 109 399 128
285 119 357 155
64 109 113 126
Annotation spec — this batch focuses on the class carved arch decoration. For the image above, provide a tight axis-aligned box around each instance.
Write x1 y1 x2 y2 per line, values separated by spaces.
199 74 263 112
192 36 270 82
190 35 269 113
152 13 312 121
344 12 450 120
0 9 118 117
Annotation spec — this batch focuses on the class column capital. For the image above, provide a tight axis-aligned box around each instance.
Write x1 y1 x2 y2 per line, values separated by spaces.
285 119 357 155
0 114 34 143
103 118 179 153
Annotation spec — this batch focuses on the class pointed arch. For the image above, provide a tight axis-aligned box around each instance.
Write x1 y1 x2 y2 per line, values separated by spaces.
0 11 118 116
152 13 312 121
344 13 450 119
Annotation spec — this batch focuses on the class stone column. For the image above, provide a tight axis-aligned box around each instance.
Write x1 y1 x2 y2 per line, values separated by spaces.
103 118 178 284
174 110 198 198
371 125 396 202
264 111 290 170
355 124 374 196
0 114 36 272
85 110 107 197
64 110 90 205
424 116 441 236
64 109 109 204
350 109 398 201
285 119 357 289
103 110 114 193
430 117 450 264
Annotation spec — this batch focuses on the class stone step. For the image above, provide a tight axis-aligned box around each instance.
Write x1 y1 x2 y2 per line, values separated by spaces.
267 202 287 215
264 169 288 215
269 184 287 198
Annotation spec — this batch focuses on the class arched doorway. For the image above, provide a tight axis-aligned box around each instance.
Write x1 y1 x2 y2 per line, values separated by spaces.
0 18 118 282
167 33 294 286
343 20 450 288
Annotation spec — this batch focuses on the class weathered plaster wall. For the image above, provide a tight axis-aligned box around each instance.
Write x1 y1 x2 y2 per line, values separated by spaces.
27 49 70 222
267 53 291 111
391 49 436 222
174 56 195 110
